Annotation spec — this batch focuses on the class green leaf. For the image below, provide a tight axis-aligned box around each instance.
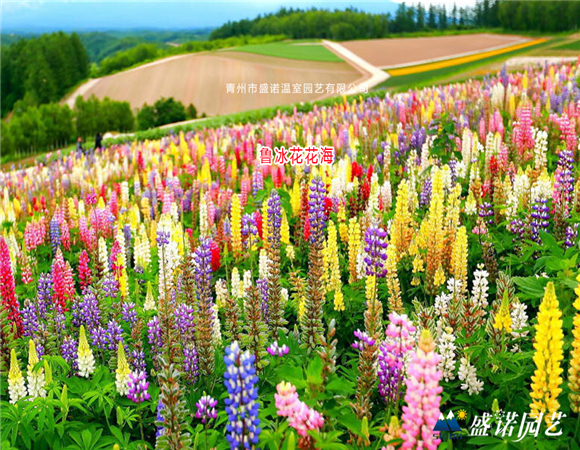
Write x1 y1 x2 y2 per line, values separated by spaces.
306 356 323 385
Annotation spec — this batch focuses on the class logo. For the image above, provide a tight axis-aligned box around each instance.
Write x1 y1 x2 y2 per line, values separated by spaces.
433 411 464 441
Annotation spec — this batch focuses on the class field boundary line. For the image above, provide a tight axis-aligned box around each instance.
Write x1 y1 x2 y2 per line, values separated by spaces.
321 40 389 94
387 38 547 76
378 37 531 70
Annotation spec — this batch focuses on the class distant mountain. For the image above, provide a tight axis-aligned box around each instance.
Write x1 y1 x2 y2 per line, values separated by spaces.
0 1 399 33
1 29 213 62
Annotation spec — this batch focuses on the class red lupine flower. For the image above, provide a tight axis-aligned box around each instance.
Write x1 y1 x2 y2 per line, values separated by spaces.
351 161 363 180
0 236 21 334
78 250 92 293
254 210 263 240
210 241 221 272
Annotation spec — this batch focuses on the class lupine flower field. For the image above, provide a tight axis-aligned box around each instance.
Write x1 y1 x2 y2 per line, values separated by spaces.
1 60 580 450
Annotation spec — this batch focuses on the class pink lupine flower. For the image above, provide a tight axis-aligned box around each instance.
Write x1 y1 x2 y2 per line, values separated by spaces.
400 329 443 450
275 381 324 437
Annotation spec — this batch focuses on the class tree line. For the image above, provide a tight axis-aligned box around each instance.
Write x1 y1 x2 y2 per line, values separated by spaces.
95 34 284 76
209 1 579 41
1 96 198 160
1 31 89 117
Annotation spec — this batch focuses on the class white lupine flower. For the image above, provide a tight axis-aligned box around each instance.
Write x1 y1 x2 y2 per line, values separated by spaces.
434 292 451 316
199 198 208 237
458 357 484 395
259 250 270 280
98 237 109 277
355 247 365 280
437 327 457 382
531 173 552 202
242 270 252 296
510 300 529 339
286 244 296 262
215 279 228 308
77 326 96 378
212 304 222 347
27 340 46 399
533 128 548 170
231 268 242 299
470 264 489 309
8 350 27 404
281 288 288 305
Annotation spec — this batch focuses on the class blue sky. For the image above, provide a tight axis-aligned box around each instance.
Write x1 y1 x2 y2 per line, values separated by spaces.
0 0 409 33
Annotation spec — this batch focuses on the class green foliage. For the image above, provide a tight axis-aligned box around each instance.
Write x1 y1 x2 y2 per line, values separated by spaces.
1 31 89 117
136 97 193 131
230 41 343 62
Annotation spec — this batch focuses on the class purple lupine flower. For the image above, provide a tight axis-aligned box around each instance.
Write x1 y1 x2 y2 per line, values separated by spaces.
50 217 60 254
36 273 52 319
74 288 101 331
531 198 550 243
352 329 376 352
147 316 163 354
156 400 165 438
267 341 289 357
130 349 146 372
308 176 327 246
363 226 388 278
564 225 578 248
195 394 218 424
183 345 199 384
175 303 196 343
223 341 261 449
252 168 264 196
478 202 494 225
121 302 137 327
378 313 416 404
193 238 213 306
419 179 432 207
90 325 107 350
102 274 119 300
61 336 78 370
510 218 526 242
156 230 170 247
256 278 269 323
105 319 124 351
127 371 150 403
21 299 40 337
554 148 575 217
241 213 258 238
268 189 282 245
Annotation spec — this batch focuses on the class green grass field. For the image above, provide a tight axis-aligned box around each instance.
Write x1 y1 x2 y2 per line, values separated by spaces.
375 38 556 91
229 40 343 62
554 39 580 51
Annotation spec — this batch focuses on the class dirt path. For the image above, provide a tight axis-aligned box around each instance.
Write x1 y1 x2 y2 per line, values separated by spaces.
321 40 389 94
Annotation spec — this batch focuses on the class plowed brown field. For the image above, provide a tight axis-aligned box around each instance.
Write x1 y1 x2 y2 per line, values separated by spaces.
340 33 529 69
66 51 368 116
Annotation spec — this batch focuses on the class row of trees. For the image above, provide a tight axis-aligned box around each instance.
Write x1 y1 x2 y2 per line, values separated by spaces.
136 97 198 131
210 1 579 41
1 32 90 117
95 34 285 76
1 96 198 159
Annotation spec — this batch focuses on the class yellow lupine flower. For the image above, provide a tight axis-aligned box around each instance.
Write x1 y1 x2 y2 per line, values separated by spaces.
530 282 563 425
231 194 242 255
326 222 344 311
493 290 512 333
290 180 301 217
281 210 290 245
568 274 580 413
27 339 46 399
451 226 468 293
347 217 361 282
77 325 96 378
115 343 131 396
390 180 413 255
8 349 27 403
365 275 376 303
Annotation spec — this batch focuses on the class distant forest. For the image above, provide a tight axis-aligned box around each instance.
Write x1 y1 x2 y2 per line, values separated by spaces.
210 1 580 40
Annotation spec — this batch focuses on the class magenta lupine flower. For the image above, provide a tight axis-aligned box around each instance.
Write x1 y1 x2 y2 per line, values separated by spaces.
127 371 150 403
400 330 443 450
363 226 388 278
378 313 416 404
352 329 376 352
267 341 289 357
195 394 218 424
